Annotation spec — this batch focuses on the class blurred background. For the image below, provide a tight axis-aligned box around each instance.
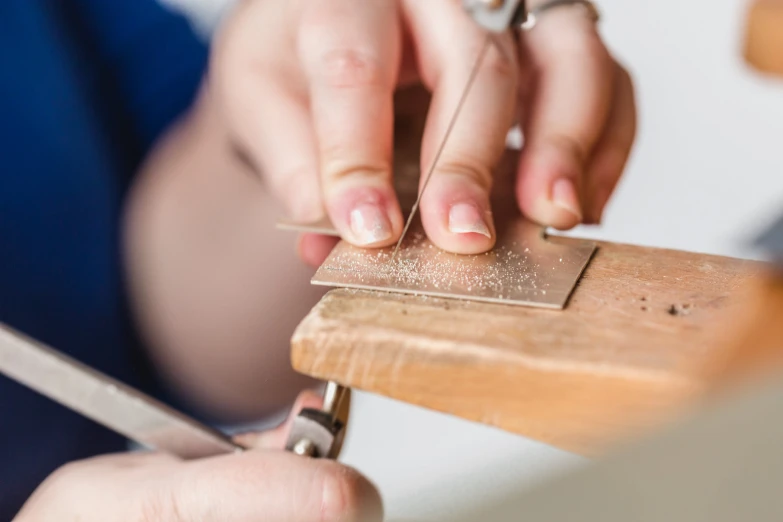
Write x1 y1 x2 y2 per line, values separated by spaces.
162 0 783 519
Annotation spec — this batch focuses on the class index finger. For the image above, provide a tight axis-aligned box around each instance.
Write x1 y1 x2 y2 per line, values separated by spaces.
298 0 404 248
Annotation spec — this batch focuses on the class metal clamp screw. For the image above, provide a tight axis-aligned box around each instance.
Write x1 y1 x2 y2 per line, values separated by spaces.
284 382 348 459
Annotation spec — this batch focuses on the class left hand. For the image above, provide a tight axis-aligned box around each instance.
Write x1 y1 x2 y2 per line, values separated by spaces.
212 0 636 266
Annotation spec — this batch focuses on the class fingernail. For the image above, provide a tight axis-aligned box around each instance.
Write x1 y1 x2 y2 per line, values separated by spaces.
448 202 491 238
551 178 582 221
349 203 393 245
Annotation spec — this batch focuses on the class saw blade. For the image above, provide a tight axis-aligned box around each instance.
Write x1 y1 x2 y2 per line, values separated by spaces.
0 323 242 459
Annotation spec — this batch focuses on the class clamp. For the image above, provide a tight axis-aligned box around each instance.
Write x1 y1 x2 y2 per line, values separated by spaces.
284 381 349 459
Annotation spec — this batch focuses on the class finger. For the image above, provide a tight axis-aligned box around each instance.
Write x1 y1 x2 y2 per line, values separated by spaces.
177 451 383 522
215 4 324 224
402 0 519 254
253 85 324 223
583 63 637 224
233 389 324 450
298 0 403 248
516 6 614 230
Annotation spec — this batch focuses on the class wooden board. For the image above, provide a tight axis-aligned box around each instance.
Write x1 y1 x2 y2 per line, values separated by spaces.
291 240 764 455
442 279 783 521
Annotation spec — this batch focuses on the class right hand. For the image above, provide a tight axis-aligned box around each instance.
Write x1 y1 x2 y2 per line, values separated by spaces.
14 392 382 522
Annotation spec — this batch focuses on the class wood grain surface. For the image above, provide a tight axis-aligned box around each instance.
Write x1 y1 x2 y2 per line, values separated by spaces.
291 240 763 455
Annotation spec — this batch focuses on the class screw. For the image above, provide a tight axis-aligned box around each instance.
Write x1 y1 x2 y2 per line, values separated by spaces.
292 439 317 457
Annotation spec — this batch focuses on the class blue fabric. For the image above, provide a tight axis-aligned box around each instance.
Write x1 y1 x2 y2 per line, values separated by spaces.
0 1 208 518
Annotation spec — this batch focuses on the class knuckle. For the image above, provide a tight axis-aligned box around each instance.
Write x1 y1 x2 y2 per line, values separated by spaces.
320 152 390 185
438 157 494 192
315 48 388 89
545 133 589 166
478 42 519 83
138 489 183 522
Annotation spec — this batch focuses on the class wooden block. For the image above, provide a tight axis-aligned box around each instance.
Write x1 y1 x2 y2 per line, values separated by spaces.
701 273 783 392
291 240 763 456
743 0 783 76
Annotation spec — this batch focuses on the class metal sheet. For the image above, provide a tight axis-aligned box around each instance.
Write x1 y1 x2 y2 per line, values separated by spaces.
0 323 242 459
312 218 596 309
277 215 340 236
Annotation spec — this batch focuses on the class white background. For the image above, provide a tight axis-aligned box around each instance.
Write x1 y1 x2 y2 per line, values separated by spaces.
161 0 783 519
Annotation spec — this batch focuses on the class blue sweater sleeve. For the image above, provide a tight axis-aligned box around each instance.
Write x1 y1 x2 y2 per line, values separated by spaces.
71 0 209 148
55 0 217 418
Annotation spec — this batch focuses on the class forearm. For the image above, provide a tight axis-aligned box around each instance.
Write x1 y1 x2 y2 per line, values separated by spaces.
123 84 321 421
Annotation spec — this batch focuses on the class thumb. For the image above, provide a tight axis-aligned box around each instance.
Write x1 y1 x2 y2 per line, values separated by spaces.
172 450 384 522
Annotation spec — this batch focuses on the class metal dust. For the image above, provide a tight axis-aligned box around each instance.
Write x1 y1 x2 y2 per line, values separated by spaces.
312 219 597 308
321 231 544 298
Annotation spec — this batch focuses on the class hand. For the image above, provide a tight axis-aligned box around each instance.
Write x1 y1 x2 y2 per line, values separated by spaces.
14 391 382 522
212 0 636 266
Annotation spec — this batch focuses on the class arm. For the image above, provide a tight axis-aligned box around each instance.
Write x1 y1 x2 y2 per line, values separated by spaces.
123 84 323 421
70 0 321 420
